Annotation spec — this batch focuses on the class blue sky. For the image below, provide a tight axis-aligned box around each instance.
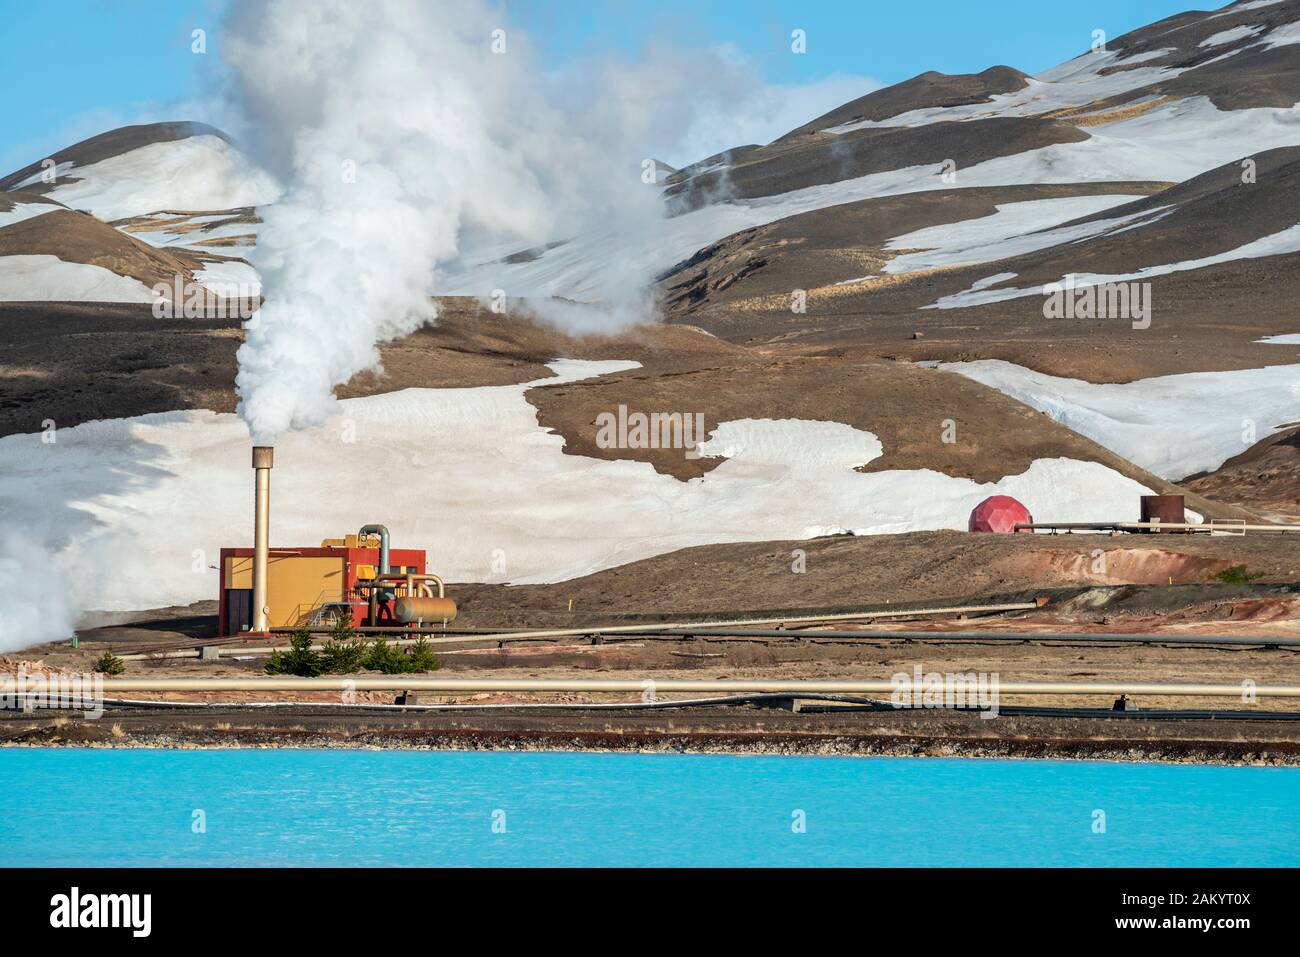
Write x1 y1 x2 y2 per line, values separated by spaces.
510 0 1203 83
0 0 1206 173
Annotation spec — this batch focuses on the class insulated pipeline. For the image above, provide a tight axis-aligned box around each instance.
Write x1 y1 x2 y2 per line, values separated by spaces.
10 677 1298 697
115 626 1300 661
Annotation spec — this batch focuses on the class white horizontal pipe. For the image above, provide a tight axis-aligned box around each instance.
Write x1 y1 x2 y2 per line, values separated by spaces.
9 677 1296 697
1018 521 1300 533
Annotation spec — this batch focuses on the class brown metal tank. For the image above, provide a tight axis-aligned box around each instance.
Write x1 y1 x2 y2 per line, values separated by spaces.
1140 494 1185 532
393 596 459 624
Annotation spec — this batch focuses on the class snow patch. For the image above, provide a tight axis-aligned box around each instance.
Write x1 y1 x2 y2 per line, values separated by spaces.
8 162 73 190
1259 20 1300 48
128 215 259 251
447 97 1300 302
0 255 159 303
30 136 280 222
1199 25 1264 47
825 48 1184 133
941 358 1300 480
882 195 1145 275
970 272 1018 291
0 359 1154 632
192 259 260 297
929 223 1300 309
0 202 60 230
1210 0 1284 16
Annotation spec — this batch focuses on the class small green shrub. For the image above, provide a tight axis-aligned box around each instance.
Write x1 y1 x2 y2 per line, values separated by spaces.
93 648 125 676
265 628 322 676
319 638 367 674
311 611 364 673
327 610 357 642
261 626 439 676
1212 564 1264 585
362 637 414 674
408 636 440 673
360 637 439 674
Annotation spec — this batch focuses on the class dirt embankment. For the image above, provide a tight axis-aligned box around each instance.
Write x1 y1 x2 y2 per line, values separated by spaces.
6 705 1300 766
56 530 1300 646
12 530 1300 762
440 530 1300 621
16 533 1300 717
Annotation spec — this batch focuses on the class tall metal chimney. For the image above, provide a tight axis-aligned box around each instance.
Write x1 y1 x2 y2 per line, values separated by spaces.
251 445 274 633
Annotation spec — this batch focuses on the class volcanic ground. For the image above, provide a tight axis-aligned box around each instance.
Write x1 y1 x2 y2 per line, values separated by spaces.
2 1 1299 750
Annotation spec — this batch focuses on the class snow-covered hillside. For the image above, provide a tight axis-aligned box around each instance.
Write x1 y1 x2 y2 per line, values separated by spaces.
0 255 159 302
8 4 1300 304
5 134 278 222
0 125 274 304
942 360 1300 480
447 95 1300 299
2 0 1298 649
0 361 1153 617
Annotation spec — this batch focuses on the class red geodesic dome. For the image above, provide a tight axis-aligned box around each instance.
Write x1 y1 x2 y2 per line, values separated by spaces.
968 495 1033 533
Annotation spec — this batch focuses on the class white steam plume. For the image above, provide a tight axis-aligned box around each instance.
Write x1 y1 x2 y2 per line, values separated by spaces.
224 0 668 441
224 1 881 442
0 534 76 652
0 4 883 654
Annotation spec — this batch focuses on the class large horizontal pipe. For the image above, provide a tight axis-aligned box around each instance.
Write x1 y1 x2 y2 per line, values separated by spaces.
117 622 1299 662
284 600 1042 635
124 600 1038 660
10 677 1299 697
16 694 1300 721
370 573 446 598
618 628 1300 647
119 600 1041 661
1017 521 1300 533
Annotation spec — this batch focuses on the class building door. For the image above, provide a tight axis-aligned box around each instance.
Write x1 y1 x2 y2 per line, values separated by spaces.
227 589 253 634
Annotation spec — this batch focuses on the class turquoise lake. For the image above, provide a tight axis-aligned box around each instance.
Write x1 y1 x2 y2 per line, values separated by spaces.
2 748 1296 866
